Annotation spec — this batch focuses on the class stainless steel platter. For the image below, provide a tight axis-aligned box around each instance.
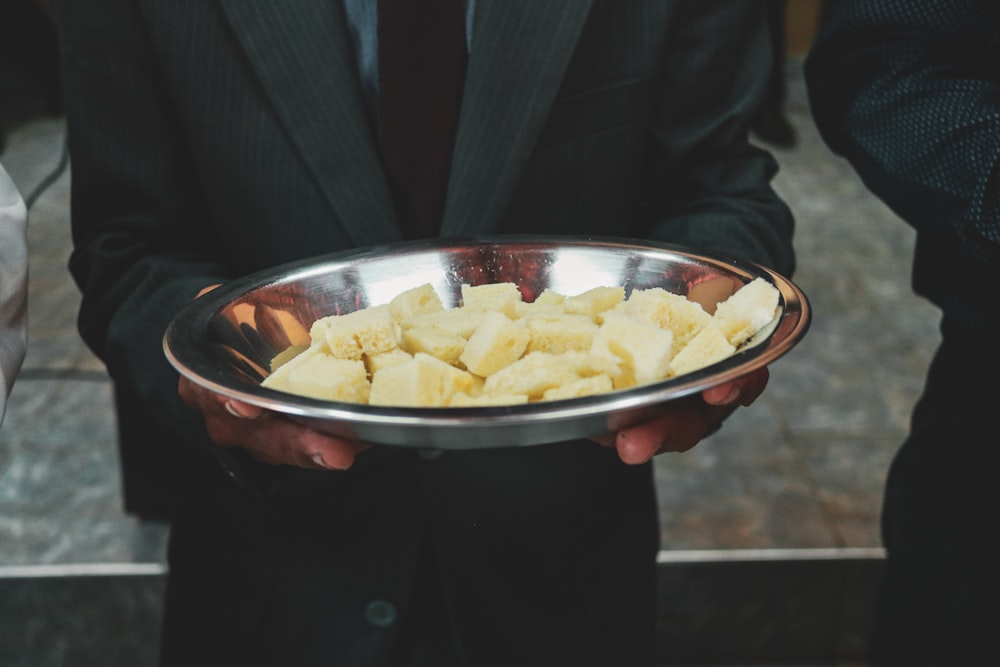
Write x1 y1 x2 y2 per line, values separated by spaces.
163 236 810 449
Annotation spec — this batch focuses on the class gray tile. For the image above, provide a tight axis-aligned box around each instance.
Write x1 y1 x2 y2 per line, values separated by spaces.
656 426 836 550
0 379 62 443
0 378 116 448
798 434 899 548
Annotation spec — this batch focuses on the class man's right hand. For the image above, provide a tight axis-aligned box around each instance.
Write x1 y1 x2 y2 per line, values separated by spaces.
178 375 371 470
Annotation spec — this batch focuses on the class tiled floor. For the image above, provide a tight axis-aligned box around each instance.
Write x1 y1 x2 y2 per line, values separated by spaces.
0 60 939 666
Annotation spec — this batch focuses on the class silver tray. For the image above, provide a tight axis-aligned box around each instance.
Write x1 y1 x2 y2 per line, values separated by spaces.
163 236 810 449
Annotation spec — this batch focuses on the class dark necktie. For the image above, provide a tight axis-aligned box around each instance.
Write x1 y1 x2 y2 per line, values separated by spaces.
377 0 468 240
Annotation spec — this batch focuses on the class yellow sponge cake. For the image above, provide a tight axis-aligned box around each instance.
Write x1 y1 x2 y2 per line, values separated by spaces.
262 353 370 403
542 374 614 401
403 307 484 339
460 282 523 318
713 277 780 346
263 275 784 408
669 323 736 377
310 304 399 360
562 285 625 321
483 351 581 400
369 352 475 407
523 313 598 355
459 310 531 377
618 287 712 348
388 282 445 322
588 312 673 389
400 326 467 366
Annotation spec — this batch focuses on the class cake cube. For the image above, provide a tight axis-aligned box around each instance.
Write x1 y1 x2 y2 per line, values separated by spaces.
365 348 413 375
400 326 467 365
388 282 445 322
588 312 673 389
669 323 736 376
269 343 310 372
483 351 581 399
541 374 614 401
460 282 523 317
562 286 625 321
524 313 598 354
712 277 781 346
369 352 475 407
459 310 531 377
403 307 484 339
620 287 712 348
262 353 370 403
310 304 399 360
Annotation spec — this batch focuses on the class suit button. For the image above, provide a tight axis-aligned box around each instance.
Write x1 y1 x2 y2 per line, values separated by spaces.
418 448 445 461
365 600 397 628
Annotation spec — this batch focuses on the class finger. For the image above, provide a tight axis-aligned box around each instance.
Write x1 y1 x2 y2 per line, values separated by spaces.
616 403 707 463
615 431 662 464
736 367 770 406
702 367 769 406
232 413 369 471
177 353 366 470
702 381 739 406
179 375 266 422
224 399 265 420
178 378 288 452
178 375 230 413
300 431 373 471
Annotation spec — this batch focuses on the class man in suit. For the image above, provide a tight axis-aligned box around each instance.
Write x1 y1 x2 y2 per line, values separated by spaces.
0 162 27 426
55 1 795 665
806 1 1000 664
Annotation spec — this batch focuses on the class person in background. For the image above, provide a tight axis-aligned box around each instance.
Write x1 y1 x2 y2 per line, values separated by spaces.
0 162 27 427
805 1 1000 664
55 1 795 665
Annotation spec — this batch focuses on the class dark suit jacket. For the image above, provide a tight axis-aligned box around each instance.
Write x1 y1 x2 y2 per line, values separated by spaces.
806 0 1000 333
56 1 794 665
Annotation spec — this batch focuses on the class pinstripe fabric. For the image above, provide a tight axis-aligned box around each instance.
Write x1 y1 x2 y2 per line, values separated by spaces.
442 1 593 236
218 0 400 248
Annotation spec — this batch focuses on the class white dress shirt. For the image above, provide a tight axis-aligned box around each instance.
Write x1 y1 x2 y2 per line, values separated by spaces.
0 162 27 426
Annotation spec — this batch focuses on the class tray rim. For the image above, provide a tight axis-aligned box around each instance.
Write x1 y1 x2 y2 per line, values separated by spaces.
163 235 811 447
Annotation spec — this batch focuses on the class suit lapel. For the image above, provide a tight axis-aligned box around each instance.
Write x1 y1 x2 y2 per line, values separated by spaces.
217 0 402 247
441 0 595 237
217 0 594 244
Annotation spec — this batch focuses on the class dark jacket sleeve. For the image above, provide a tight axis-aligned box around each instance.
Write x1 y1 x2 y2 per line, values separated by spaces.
644 1 796 276
56 0 236 512
805 0 1000 270
494 2 796 277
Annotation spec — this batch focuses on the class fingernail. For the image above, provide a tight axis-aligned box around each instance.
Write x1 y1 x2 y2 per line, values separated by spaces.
224 401 249 418
720 385 740 404
592 433 616 447
311 453 329 469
